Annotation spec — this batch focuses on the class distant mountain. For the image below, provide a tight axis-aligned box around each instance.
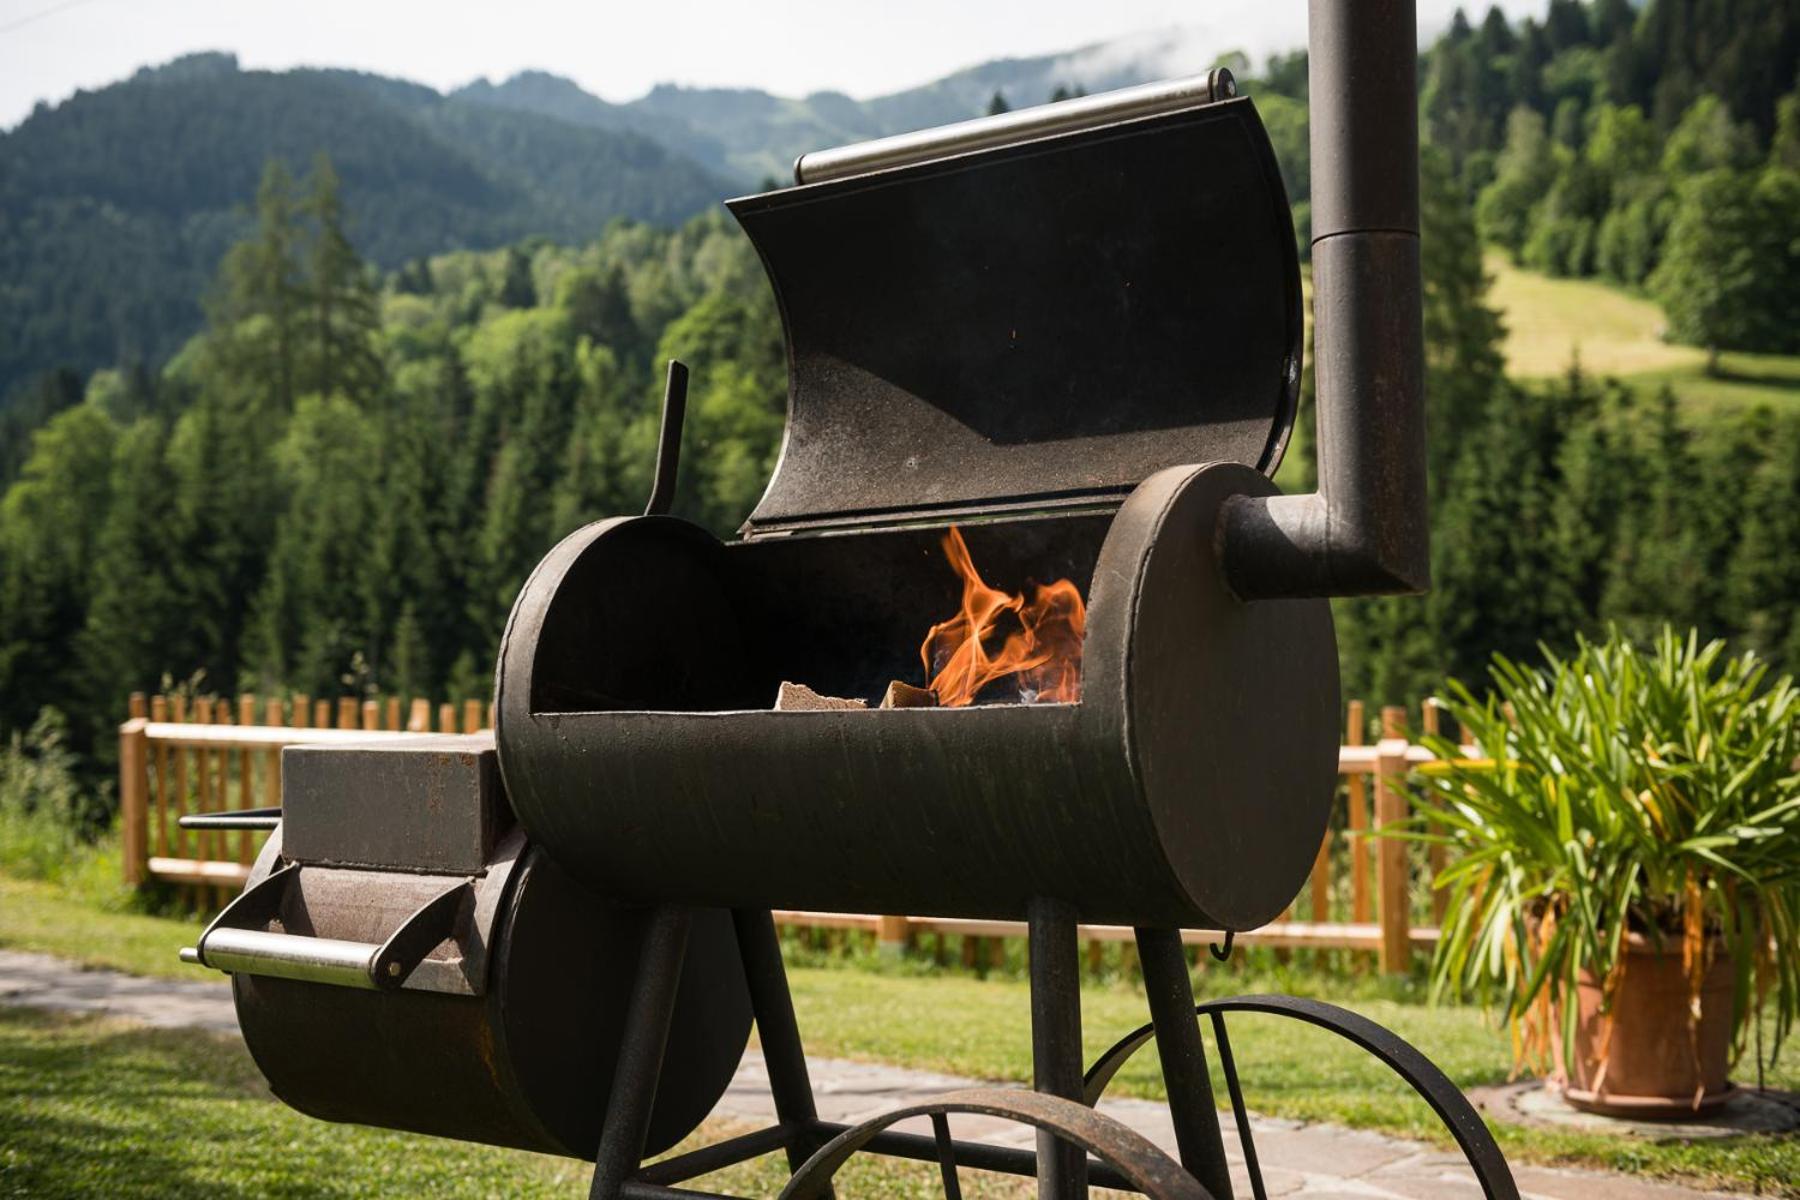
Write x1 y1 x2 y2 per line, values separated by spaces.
0 34 1241 403
458 29 1237 184
0 52 732 401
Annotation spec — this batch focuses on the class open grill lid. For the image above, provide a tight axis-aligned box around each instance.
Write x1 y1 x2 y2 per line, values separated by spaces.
726 89 1302 537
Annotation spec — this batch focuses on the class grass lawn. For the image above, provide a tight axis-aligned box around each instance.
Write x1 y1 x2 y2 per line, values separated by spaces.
1484 254 1800 414
3 873 1796 1196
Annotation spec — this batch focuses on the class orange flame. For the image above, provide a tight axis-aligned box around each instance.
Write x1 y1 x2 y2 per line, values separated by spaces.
920 527 1086 707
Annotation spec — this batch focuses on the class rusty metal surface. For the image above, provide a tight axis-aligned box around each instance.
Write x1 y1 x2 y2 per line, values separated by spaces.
497 464 1336 931
778 1089 1213 1200
1220 1 1429 600
1081 994 1519 1200
232 846 752 1159
282 734 508 874
727 96 1300 536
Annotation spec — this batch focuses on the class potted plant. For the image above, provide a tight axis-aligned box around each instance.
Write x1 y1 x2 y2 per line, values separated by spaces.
1404 627 1798 1116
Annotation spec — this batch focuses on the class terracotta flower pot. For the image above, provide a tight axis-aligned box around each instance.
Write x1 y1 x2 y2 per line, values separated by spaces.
1557 939 1735 1117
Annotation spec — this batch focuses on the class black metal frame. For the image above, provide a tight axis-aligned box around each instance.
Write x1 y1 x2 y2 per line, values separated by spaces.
585 904 1519 1200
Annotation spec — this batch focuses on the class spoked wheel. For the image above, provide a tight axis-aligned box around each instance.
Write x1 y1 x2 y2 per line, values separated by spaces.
1082 994 1520 1200
778 1087 1216 1200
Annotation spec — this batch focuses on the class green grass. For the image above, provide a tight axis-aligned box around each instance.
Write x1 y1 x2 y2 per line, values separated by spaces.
1485 254 1800 413
3 874 1796 1195
0 1007 1055 1198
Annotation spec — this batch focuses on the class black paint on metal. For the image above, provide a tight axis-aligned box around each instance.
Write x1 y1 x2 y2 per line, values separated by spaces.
1082 994 1520 1200
233 841 751 1160
1029 897 1088 1200
1135 928 1233 1199
1208 1014 1265 1200
496 464 1339 931
930 1113 963 1200
645 360 689 517
1221 0 1428 601
733 908 831 1179
636 1123 800 1186
591 905 693 1200
726 98 1300 536
781 1091 1212 1200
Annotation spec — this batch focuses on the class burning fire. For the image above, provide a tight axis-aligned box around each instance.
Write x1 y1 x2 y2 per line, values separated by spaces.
920 527 1086 707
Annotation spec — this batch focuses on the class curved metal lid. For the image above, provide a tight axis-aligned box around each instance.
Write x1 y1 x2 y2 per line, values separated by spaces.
728 93 1302 537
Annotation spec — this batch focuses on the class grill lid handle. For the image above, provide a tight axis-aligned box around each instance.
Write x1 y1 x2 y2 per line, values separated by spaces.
793 68 1236 185
644 359 689 517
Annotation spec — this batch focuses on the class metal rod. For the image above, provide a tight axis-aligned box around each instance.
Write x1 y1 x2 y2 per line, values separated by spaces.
1135 927 1233 1199
811 1124 1140 1193
636 1123 799 1186
1221 0 1427 600
177 806 281 831
793 69 1236 185
731 909 829 1178
619 1183 743 1200
1028 896 1088 1200
1209 1013 1266 1200
591 906 693 1200
930 1113 964 1200
198 928 382 990
644 360 688 517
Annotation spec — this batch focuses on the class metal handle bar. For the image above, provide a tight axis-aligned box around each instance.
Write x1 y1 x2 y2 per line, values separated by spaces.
793 68 1236 185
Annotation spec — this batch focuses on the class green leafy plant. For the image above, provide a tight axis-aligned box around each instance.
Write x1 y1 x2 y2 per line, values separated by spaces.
0 709 94 880
1404 626 1799 1074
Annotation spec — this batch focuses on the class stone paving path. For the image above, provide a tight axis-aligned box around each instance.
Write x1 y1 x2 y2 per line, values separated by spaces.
0 948 1758 1199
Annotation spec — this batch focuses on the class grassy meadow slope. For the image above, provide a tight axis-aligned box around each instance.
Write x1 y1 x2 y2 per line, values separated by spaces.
1485 254 1800 413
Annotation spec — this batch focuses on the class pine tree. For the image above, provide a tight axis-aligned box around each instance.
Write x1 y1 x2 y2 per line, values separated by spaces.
304 154 382 404
208 159 304 410
0 405 120 745
78 418 182 736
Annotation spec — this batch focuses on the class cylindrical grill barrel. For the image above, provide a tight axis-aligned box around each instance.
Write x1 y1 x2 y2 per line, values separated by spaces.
496 462 1339 931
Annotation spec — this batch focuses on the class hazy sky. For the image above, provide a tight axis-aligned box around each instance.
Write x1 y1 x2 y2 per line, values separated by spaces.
1 0 1548 130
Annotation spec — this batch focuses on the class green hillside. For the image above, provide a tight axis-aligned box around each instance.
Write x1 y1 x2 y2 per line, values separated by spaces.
0 53 730 404
1486 255 1800 412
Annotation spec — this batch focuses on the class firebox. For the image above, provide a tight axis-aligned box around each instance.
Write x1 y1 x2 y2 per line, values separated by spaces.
181 7 1522 1199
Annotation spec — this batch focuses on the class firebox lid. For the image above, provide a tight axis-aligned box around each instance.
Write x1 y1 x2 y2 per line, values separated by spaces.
727 94 1301 537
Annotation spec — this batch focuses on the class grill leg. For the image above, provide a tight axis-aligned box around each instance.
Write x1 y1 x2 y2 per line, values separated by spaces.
1028 896 1087 1200
1136 926 1234 1199
733 908 831 1182
590 905 692 1200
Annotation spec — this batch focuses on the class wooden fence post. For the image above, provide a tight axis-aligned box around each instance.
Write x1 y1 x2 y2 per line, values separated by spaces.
875 914 911 956
1376 705 1411 975
1422 698 1449 924
1346 700 1369 924
120 697 149 886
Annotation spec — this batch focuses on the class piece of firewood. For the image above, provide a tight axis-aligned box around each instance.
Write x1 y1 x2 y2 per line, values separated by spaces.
880 681 939 709
774 681 866 711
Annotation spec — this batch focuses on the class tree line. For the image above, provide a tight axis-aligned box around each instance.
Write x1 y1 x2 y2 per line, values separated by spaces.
1 141 1795 793
1427 0 1800 359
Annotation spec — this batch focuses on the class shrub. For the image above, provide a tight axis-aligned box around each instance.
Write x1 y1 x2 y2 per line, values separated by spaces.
0 708 101 881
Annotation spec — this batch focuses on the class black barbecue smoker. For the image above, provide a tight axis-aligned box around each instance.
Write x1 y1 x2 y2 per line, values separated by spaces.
179 3 1520 1197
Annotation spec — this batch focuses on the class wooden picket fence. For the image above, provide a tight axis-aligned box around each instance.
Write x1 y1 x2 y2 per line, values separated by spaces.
119 694 1460 972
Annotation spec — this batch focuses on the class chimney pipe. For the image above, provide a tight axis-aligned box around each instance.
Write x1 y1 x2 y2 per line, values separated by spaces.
1221 0 1429 599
